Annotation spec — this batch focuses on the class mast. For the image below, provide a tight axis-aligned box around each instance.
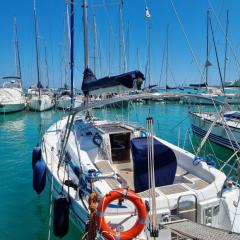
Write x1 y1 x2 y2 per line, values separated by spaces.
126 22 130 71
137 48 140 69
147 23 151 87
165 25 169 91
209 16 225 93
119 0 122 73
159 35 167 88
33 0 41 96
44 47 49 88
93 15 97 75
223 10 229 86
145 2 151 87
108 25 111 76
205 11 209 87
118 0 126 73
14 17 22 83
70 0 74 105
82 0 89 70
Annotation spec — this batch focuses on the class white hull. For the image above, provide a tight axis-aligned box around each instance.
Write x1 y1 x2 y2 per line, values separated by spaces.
182 94 240 105
182 94 218 105
218 94 240 105
0 87 26 113
0 102 25 113
41 116 240 239
28 95 54 111
190 112 240 150
45 168 89 232
56 97 72 110
56 98 84 109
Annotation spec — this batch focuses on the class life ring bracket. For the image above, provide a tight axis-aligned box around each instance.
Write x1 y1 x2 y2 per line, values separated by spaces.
96 188 147 240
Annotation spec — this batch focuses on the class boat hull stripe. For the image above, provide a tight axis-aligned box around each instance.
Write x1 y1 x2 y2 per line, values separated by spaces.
192 124 240 149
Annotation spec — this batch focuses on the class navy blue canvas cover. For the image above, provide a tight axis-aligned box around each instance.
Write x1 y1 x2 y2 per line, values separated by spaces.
81 68 145 94
131 137 177 193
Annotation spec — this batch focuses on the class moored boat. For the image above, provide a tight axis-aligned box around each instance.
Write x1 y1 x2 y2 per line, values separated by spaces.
28 0 54 112
0 18 26 113
37 94 240 239
190 110 240 150
0 77 26 113
28 88 54 111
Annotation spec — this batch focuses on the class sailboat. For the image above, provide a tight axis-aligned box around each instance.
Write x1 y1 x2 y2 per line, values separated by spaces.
190 108 240 150
85 1 140 109
183 11 217 105
56 4 77 110
39 93 240 239
184 11 240 106
149 26 180 102
28 0 54 112
35 1 240 239
0 17 26 113
56 86 72 110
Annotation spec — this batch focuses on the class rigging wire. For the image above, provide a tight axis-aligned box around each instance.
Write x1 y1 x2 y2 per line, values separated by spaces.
188 118 240 229
223 10 229 85
159 34 167 87
165 25 169 91
201 0 225 86
209 16 225 93
208 0 240 77
144 0 151 87
195 109 223 157
168 0 206 85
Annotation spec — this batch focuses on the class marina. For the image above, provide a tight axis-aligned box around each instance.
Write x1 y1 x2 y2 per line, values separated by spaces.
1 100 240 239
1 0 240 239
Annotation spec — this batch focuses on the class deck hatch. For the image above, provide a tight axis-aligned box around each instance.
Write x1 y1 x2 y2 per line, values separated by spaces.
97 123 131 134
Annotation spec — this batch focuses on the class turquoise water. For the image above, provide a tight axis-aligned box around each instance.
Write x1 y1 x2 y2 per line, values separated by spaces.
0 102 236 239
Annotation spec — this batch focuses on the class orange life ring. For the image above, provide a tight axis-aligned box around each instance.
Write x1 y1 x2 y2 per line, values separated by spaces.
96 188 147 240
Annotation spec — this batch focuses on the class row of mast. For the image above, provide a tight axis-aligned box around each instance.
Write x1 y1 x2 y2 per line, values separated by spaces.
29 0 129 98
27 1 232 93
205 10 229 93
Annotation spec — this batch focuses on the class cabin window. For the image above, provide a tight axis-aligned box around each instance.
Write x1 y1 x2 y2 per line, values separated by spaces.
110 133 131 164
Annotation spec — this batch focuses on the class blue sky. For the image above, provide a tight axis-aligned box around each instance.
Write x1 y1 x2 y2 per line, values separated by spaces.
0 0 240 89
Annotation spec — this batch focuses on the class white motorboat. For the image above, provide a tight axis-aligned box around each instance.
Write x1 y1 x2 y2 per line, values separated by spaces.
0 77 26 113
34 93 240 239
0 18 26 113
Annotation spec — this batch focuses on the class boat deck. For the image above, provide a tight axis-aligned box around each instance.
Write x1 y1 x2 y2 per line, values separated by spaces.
163 219 240 240
95 160 209 194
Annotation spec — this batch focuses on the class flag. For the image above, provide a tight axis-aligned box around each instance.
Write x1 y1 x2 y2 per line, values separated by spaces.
205 59 212 67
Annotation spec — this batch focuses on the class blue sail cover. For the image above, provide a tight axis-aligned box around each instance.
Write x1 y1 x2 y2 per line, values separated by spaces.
131 137 177 193
81 68 145 94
